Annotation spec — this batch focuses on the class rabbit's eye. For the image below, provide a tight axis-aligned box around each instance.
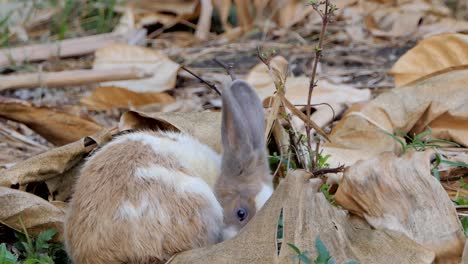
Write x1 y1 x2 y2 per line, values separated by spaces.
236 208 248 222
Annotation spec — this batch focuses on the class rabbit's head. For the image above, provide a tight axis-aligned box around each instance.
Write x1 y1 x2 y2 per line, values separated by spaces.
215 80 273 240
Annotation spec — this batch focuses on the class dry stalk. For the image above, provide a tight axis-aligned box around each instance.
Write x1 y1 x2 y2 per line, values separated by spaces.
180 66 221 95
256 1 344 177
305 0 335 168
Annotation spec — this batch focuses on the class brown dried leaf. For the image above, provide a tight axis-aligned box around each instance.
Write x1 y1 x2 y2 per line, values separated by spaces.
438 149 468 181
126 0 198 16
169 170 435 263
0 128 115 188
335 151 465 263
80 86 175 111
276 0 315 28
119 111 222 153
246 56 370 107
0 97 102 146
322 67 468 167
364 8 423 38
93 44 180 92
0 187 66 241
389 33 468 87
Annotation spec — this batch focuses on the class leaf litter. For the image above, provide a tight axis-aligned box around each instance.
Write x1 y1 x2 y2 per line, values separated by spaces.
0 0 467 263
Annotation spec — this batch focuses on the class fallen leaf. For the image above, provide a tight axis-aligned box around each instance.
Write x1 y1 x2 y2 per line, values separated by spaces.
246 56 371 106
127 0 198 16
0 97 102 146
93 44 180 92
119 111 222 154
335 150 465 262
420 18 468 37
80 86 175 111
0 128 115 188
389 33 468 87
169 170 435 263
275 0 315 28
364 8 423 38
0 187 66 241
322 67 468 167
246 56 370 134
437 149 468 181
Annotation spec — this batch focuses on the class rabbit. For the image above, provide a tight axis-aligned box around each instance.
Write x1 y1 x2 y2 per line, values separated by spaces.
64 80 273 264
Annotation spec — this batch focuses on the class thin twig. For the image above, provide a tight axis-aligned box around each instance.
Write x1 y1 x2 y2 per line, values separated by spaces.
279 94 331 142
294 102 336 121
180 66 221 95
213 58 236 81
305 0 332 168
311 165 345 178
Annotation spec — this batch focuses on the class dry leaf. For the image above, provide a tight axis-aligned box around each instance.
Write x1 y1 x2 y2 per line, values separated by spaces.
419 18 468 38
170 170 435 263
93 44 180 92
0 97 102 146
335 151 465 263
0 187 66 241
322 67 468 167
276 0 315 28
80 86 175 111
389 33 468 87
247 56 370 134
126 0 198 16
119 111 222 154
0 128 115 188
364 9 423 38
438 150 468 181
246 56 370 106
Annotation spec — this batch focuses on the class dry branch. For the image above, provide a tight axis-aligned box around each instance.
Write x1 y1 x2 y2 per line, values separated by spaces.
0 31 144 67
0 68 153 91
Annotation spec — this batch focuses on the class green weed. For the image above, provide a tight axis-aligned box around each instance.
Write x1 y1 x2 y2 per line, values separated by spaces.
316 151 331 169
382 127 468 180
319 183 335 205
0 222 69 264
382 127 460 155
288 236 359 264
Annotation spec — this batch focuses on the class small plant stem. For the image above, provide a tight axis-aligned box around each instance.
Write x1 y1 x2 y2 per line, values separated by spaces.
213 58 236 81
305 0 331 169
312 165 345 178
314 140 320 167
180 65 221 95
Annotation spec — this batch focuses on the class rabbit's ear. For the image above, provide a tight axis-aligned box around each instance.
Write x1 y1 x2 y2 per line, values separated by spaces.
221 80 266 170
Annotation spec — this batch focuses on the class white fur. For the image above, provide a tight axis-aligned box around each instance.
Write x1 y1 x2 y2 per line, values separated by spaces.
131 164 223 227
115 194 169 223
255 184 273 210
122 132 221 188
110 131 224 226
222 225 239 240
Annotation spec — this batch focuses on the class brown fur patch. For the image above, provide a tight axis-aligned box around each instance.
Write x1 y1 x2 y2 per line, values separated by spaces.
65 134 222 264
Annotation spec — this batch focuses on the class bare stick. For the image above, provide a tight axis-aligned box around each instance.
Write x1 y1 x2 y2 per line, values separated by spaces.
213 58 236 81
311 165 345 178
0 30 144 68
180 66 221 95
279 94 331 142
0 68 152 91
305 0 332 165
